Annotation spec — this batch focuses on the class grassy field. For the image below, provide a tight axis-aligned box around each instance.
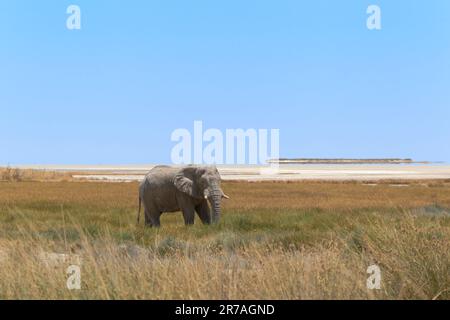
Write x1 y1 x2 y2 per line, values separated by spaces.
0 179 449 299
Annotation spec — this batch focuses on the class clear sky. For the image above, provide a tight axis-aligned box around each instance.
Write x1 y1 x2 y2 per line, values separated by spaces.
1 1 449 164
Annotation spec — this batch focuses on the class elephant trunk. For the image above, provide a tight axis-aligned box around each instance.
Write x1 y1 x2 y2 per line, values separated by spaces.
208 184 223 223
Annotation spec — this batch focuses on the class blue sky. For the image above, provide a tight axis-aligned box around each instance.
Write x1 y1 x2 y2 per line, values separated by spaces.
1 1 449 164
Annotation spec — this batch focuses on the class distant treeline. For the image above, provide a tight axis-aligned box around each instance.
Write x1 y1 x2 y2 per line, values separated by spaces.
268 158 423 164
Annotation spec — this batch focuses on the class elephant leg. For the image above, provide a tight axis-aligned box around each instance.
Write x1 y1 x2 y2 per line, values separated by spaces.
182 205 195 225
148 212 161 227
195 201 211 225
144 208 152 226
144 205 161 227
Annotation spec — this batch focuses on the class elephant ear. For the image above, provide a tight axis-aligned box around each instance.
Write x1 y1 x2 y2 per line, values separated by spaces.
173 167 201 198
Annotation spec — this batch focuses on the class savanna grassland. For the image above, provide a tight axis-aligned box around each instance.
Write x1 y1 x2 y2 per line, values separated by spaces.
0 176 449 299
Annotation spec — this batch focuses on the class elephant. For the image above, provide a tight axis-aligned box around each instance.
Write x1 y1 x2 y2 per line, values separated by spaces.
137 165 229 227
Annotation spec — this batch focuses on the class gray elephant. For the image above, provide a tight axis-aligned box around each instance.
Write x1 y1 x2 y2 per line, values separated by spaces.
137 165 229 227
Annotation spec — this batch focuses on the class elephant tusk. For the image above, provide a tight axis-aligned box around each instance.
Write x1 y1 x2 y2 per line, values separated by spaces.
204 195 208 199
222 194 230 199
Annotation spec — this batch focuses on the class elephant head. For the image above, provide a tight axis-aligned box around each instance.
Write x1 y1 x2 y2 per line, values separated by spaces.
173 166 229 223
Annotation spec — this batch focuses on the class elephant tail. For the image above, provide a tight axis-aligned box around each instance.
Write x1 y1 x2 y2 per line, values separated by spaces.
137 196 141 224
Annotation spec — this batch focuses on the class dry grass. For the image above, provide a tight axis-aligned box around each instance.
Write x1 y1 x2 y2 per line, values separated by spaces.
0 179 449 299
0 167 72 182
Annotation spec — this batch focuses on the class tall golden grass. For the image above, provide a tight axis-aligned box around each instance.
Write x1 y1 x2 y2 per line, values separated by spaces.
0 179 449 299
